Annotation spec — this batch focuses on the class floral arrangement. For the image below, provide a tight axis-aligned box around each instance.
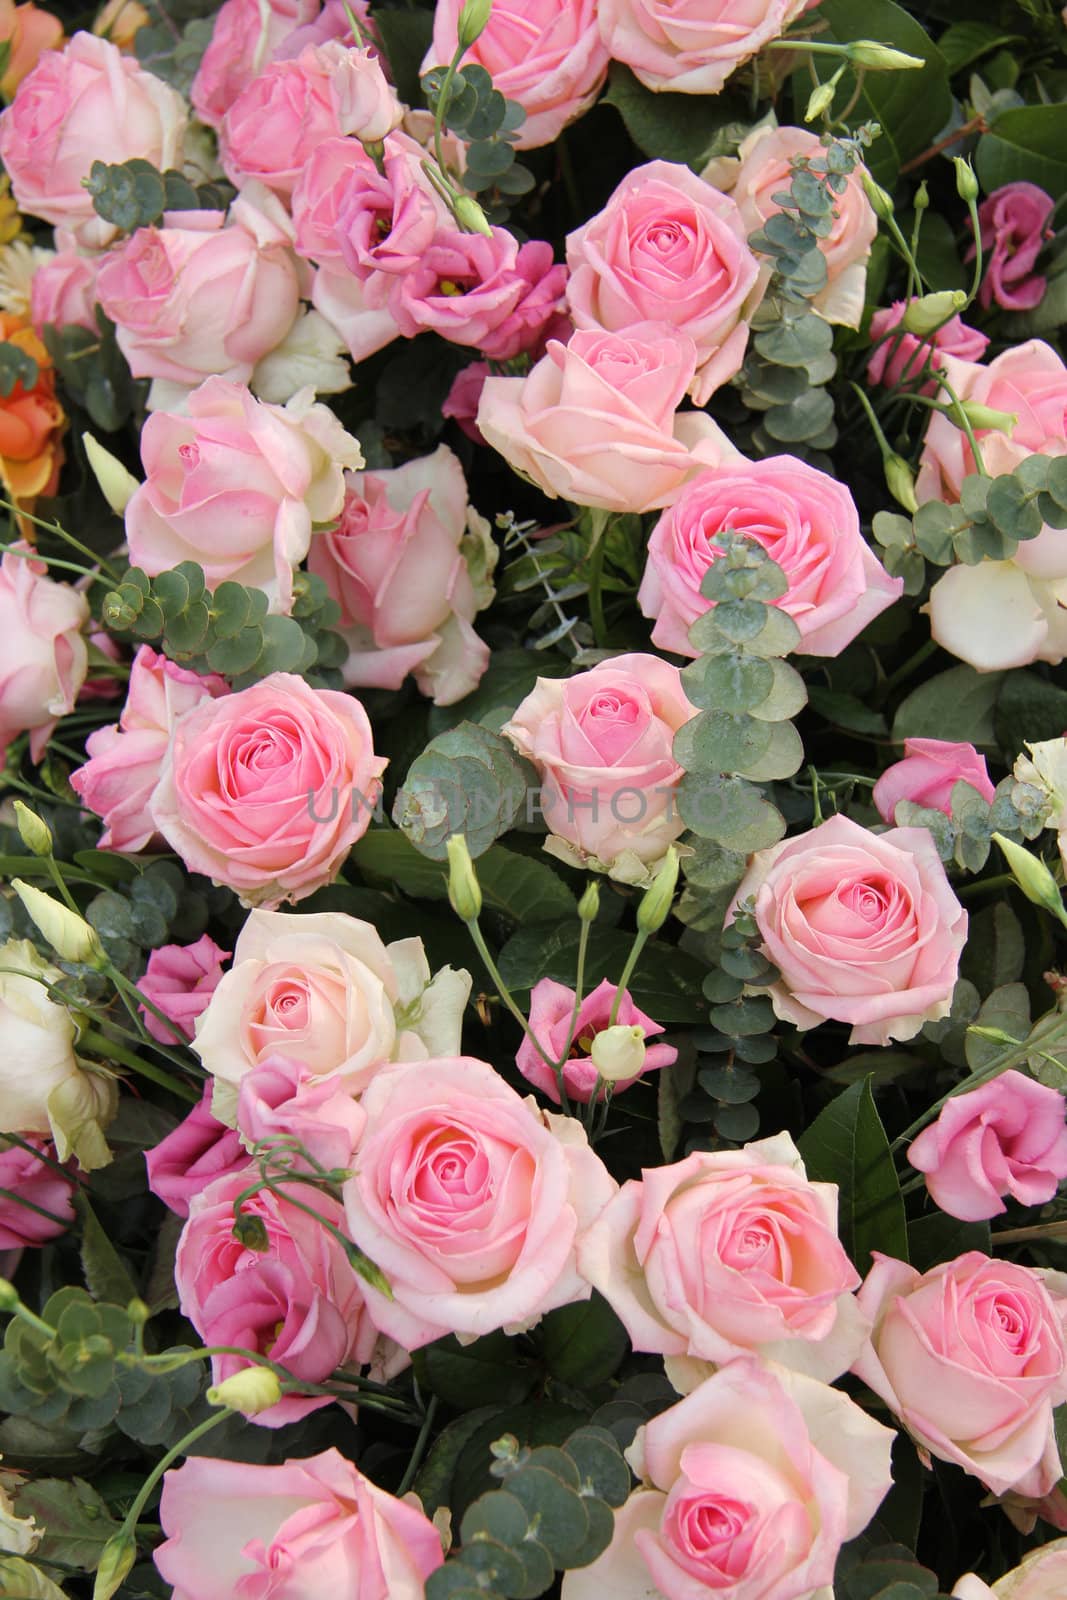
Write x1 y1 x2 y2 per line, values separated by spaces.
2 0 1067 1597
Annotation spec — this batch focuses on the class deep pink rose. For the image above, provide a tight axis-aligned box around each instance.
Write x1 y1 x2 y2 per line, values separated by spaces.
854 1251 1067 1497
516 978 677 1103
638 455 902 658
566 161 760 403
0 1136 75 1248
138 935 230 1045
176 1168 380 1426
96 196 301 389
145 1086 248 1219
0 542 87 767
503 652 698 875
125 377 362 614
237 1055 366 1172
873 737 995 824
867 299 989 392
191 0 318 129
70 644 227 853
907 1071 1067 1222
307 444 492 705
30 249 99 334
972 182 1055 312
563 1358 894 1600
150 672 387 908
442 361 490 442
219 44 342 199
342 1057 616 1348
0 32 186 248
156 1448 444 1600
477 324 732 513
423 0 608 149
597 0 812 95
732 813 967 1046
388 227 569 362
579 1132 865 1385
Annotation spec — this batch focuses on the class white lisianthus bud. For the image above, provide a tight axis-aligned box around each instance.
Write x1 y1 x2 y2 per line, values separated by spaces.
82 432 139 514
590 1024 647 1083
901 290 967 336
637 845 680 934
11 880 106 968
446 835 482 922
13 801 53 857
993 834 1067 928
207 1366 284 1415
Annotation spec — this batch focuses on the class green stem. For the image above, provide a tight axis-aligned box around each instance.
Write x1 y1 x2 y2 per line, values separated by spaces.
79 1028 200 1102
609 929 649 1026
464 916 562 1076
586 528 608 648
958 872 1016 900
431 37 469 200
108 1409 229 1573
0 501 122 583
397 1395 440 1497
935 374 987 475
879 638 937 699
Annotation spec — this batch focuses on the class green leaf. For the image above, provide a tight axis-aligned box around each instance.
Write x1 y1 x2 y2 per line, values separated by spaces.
539 1294 629 1389
977 104 1067 200
0 1558 70 1600
798 1078 907 1273
892 664 1004 746
964 982 1031 1072
78 1197 139 1306
413 1407 507 1517
807 688 887 736
908 1211 991 1274
994 670 1067 753
937 21 1022 74
496 921 706 1022
351 832 575 924
414 1333 538 1411
10 1477 120 1571
960 901 1025 995
601 62 747 166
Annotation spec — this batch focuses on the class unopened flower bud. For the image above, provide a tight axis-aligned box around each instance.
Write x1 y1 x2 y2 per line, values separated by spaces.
13 801 53 857
847 41 924 68
457 0 492 49
207 1365 283 1416
590 1024 647 1083
82 432 139 515
901 289 967 336
950 401 1017 435
447 834 482 922
884 453 918 513
0 1278 20 1313
12 880 106 968
915 181 930 211
993 834 1067 927
954 158 979 204
92 1531 136 1600
578 881 601 923
636 846 680 935
860 170 895 222
804 77 837 123
232 1211 270 1251
453 194 494 238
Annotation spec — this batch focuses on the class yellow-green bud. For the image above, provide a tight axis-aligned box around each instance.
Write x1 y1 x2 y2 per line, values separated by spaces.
993 834 1067 927
950 401 1017 436
901 289 967 336
590 1024 646 1083
11 880 106 968
13 800 53 857
915 181 930 211
803 78 837 123
456 0 492 49
860 170 895 223
82 432 139 516
884 453 918 514
0 1277 20 1313
126 1297 150 1327
636 846 680 935
847 40 924 69
92 1532 136 1600
453 194 493 238
446 834 482 922
954 157 980 204
577 880 601 923
207 1366 284 1415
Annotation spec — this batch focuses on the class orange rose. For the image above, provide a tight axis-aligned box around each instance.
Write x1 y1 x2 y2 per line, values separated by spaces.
0 311 65 504
0 0 63 99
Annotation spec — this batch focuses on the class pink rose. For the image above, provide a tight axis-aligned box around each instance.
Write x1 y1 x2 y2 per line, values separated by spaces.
237 1055 366 1172
0 1135 75 1248
423 0 608 149
125 377 362 614
220 44 343 199
732 813 967 1046
144 1086 248 1219
597 0 811 95
579 1132 865 1385
563 1358 894 1600
867 299 989 392
907 1071 1067 1221
853 1251 1067 1497
638 455 902 658
176 1168 379 1426
873 737 995 823
516 977 677 1103
156 1448 444 1600
328 42 402 142
191 0 318 129
307 444 492 705
29 249 99 334
70 644 227 853
0 32 187 249
972 182 1055 312
566 161 760 403
96 195 301 389
150 672 387 908
138 934 230 1045
0 542 87 766
477 324 733 514
342 1057 616 1348
442 360 490 442
504 652 698 875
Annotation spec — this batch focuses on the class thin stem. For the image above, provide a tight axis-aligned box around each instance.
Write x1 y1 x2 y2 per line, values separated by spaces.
958 872 1016 900
937 373 987 475
113 1409 229 1562
397 1395 440 1496
464 916 562 1075
79 1027 200 1102
0 1186 71 1226
609 929 649 1026
879 638 938 699
899 114 987 176
0 502 122 583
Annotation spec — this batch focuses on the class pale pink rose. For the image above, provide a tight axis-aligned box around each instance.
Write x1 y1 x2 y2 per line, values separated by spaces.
0 1136 75 1248
220 44 344 199
516 977 677 1104
563 1357 894 1600
237 1055 366 1172
176 1168 379 1426
138 935 230 1045
0 542 87 766
708 124 875 327
124 376 362 615
388 227 569 362
907 1071 1067 1222
477 324 734 514
954 1539 1067 1600
442 360 490 442
70 644 227 853
867 299 989 392
328 42 401 141
597 0 811 95
191 0 318 129
972 182 1055 312
579 1132 865 1385
503 652 698 875
343 1057 617 1348
919 342 1067 671
29 249 99 334
274 0 377 58
566 161 759 404
156 1448 444 1600
0 31 187 249
193 906 469 1103
96 195 301 389
638 455 902 658
873 737 995 823
423 0 608 149
732 813 967 1046
151 673 386 909
307 444 492 705
144 1085 248 1219
853 1251 1067 1497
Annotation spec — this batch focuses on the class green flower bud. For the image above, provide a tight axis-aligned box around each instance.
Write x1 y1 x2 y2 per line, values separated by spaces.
954 158 979 204
13 800 53 857
884 454 918 513
82 432 139 515
11 880 106 969
803 79 837 123
453 193 493 237
860 170 895 222
446 834 482 922
636 846 680 935
993 834 1067 927
0 1278 20 1313
92 1532 136 1600
590 1024 647 1083
577 880 601 923
847 40 924 68
207 1366 284 1415
231 1212 270 1251
901 289 967 336
456 0 492 49
950 401 1017 435
915 181 930 211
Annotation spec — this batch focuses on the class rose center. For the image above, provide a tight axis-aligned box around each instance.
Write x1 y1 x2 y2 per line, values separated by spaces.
842 880 888 921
